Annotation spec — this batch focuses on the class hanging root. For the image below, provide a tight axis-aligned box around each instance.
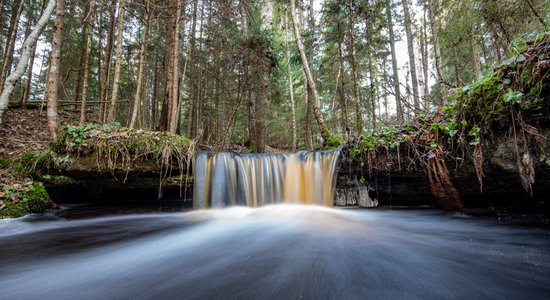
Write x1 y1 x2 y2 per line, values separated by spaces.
518 151 535 195
427 157 464 212
473 144 484 192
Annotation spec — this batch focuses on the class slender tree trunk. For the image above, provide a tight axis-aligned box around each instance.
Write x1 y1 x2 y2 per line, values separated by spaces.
106 0 127 124
420 11 430 111
427 0 446 104
46 0 65 138
470 23 481 80
401 0 420 114
194 0 206 140
130 1 150 129
284 13 296 151
365 14 377 130
386 0 403 124
99 0 117 123
347 0 363 134
338 41 349 135
79 1 94 125
186 0 198 138
0 0 56 125
0 0 24 95
290 0 331 144
452 44 462 86
152 61 159 128
0 0 6 65
298 0 312 150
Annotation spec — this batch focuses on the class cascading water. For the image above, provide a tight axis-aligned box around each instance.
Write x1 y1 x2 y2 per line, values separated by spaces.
193 150 340 208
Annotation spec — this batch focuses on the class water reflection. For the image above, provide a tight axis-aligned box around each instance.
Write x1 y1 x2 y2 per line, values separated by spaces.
0 205 549 299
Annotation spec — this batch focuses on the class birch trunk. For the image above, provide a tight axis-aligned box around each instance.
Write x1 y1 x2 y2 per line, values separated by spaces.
290 0 331 144
284 13 296 151
0 0 56 125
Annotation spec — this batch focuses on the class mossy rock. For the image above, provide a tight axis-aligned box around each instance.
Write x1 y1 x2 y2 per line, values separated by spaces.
0 182 53 219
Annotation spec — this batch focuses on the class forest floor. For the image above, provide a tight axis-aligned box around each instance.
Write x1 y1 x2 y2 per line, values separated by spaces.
0 107 51 158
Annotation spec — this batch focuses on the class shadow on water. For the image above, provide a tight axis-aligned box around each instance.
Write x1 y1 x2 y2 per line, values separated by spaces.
1 205 549 299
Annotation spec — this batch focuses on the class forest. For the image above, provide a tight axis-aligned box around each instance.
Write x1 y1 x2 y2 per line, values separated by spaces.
0 0 549 218
0 0 546 150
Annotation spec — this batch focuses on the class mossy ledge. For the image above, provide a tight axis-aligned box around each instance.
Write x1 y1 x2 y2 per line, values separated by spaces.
31 124 197 204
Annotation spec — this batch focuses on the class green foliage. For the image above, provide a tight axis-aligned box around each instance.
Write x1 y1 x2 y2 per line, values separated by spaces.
324 135 343 149
0 182 52 219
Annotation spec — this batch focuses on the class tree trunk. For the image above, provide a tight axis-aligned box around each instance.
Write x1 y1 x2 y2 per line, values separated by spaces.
347 0 363 134
106 0 127 124
427 0 446 104
130 1 151 129
470 23 481 80
79 1 94 125
386 0 403 124
168 0 183 134
99 0 117 123
338 41 349 135
46 0 65 138
284 13 297 151
290 0 331 144
0 0 24 95
0 0 56 126
401 0 420 114
186 0 199 138
420 10 430 111
452 43 462 86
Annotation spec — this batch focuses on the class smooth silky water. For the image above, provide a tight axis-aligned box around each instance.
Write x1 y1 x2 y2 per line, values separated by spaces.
1 150 549 299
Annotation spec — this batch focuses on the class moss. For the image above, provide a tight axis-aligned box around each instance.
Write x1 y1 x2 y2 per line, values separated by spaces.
0 182 53 219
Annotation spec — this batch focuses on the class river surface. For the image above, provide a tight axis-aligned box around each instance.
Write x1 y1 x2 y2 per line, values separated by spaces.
0 204 549 299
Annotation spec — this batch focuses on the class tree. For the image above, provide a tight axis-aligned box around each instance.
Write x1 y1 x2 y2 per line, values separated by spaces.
385 0 403 124
290 0 331 144
284 12 297 151
106 0 127 124
129 0 150 129
347 0 363 134
46 0 65 137
0 0 57 125
401 0 420 113
98 0 117 123
79 0 94 125
0 0 24 95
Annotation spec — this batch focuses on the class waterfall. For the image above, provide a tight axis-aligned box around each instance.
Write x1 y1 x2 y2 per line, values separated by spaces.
193 150 340 208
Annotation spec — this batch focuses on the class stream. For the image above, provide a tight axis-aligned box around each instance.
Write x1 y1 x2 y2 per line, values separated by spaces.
0 204 549 299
